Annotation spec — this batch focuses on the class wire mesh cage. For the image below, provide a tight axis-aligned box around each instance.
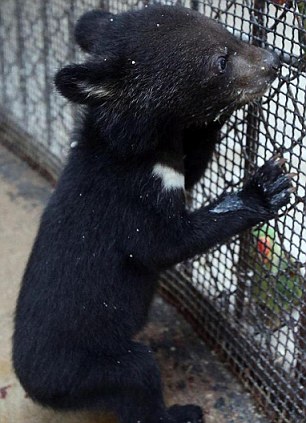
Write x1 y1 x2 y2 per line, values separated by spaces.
0 1 305 422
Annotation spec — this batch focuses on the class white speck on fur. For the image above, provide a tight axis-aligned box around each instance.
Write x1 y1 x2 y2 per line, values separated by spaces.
153 163 185 191
131 60 136 65
70 141 78 148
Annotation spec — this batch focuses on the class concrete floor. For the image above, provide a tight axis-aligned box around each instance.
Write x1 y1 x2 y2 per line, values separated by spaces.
0 143 268 423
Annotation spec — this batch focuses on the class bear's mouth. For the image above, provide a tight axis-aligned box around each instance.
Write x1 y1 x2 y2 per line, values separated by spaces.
235 82 272 106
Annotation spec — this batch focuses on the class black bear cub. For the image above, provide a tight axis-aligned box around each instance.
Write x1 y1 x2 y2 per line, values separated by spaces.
13 5 293 423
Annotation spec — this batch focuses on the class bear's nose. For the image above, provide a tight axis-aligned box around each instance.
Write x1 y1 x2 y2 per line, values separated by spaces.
264 50 280 73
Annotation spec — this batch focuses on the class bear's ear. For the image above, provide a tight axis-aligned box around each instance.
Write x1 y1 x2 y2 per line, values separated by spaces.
54 62 115 104
74 10 115 54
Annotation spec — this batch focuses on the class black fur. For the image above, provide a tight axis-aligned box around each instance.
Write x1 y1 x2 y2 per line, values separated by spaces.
13 5 290 423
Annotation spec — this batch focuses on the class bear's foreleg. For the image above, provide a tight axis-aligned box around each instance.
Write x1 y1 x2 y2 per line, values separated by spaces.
141 157 293 269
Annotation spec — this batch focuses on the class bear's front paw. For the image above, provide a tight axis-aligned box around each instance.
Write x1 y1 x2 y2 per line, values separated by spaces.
242 156 295 217
167 404 204 423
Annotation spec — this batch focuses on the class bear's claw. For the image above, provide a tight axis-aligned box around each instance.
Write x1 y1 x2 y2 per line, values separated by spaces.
244 156 295 215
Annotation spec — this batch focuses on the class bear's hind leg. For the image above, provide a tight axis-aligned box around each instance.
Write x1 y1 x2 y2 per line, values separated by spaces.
27 341 203 423
68 342 203 423
101 342 204 423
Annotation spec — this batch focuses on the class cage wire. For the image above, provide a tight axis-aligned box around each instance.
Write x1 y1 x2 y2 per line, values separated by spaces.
0 0 305 421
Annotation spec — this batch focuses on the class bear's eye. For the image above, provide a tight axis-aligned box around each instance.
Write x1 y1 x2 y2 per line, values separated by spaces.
217 56 227 73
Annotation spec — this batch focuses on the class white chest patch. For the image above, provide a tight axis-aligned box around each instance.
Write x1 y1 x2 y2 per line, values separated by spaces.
153 163 185 191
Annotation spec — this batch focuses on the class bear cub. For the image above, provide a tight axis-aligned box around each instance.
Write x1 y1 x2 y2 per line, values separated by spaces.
13 5 293 423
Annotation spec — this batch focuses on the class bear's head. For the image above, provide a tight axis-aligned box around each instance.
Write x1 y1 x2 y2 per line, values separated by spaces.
55 5 279 154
